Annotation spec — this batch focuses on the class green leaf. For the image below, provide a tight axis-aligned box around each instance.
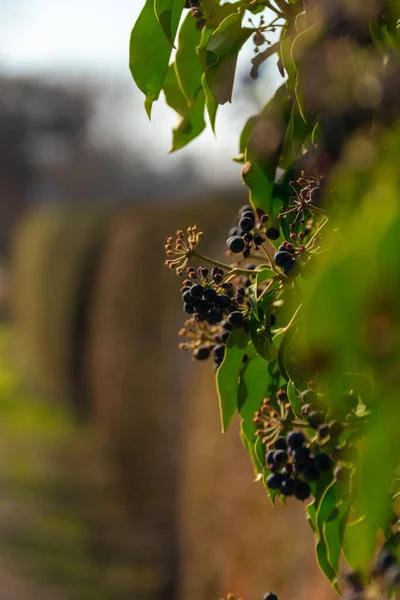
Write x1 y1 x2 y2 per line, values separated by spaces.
201 72 218 132
256 267 276 285
280 105 315 169
240 421 264 478
238 354 272 441
175 13 203 103
205 12 253 104
130 0 174 117
325 497 351 578
287 380 303 419
154 0 185 45
249 320 277 362
163 64 206 151
315 480 340 590
217 329 251 432
342 516 377 572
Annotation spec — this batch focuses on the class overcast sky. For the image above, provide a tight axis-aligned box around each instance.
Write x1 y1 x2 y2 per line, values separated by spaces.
0 0 280 183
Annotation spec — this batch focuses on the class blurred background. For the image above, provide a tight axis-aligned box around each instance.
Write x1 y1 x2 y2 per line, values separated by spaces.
0 1 335 599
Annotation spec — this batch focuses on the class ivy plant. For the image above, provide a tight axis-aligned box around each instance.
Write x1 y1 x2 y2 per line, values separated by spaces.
130 0 400 596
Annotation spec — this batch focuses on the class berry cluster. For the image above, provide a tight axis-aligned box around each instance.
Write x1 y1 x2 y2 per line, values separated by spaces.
184 0 207 30
265 430 332 501
343 544 400 600
273 241 300 276
226 204 280 258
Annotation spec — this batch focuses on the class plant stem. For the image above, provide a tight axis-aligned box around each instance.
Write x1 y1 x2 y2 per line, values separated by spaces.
192 251 258 275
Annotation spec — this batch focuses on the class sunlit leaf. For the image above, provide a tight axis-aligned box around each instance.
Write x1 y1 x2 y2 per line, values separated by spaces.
130 0 174 117
217 329 251 432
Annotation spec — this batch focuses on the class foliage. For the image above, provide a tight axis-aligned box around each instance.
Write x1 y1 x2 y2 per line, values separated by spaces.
130 0 400 595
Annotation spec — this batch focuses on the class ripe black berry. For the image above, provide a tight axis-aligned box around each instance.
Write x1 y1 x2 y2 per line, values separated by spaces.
263 593 278 600
238 204 253 216
228 226 242 237
206 308 223 324
275 450 288 466
227 235 245 253
314 453 333 472
318 424 330 439
308 411 325 429
239 216 254 232
266 227 280 240
219 330 230 344
214 294 231 309
193 345 210 360
295 481 311 501
228 311 244 329
266 450 276 465
303 465 320 482
292 446 310 465
253 234 265 246
280 477 296 496
184 303 195 314
274 436 287 451
273 251 293 267
241 209 255 220
221 319 232 331
266 473 282 489
287 431 305 449
191 283 204 298
204 288 218 303
194 299 210 315
329 420 344 438
243 232 253 243
182 290 195 304
282 259 296 275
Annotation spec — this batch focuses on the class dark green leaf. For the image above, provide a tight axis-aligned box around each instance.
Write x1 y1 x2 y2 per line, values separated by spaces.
315 480 340 589
217 329 251 432
287 380 303 419
155 0 185 44
249 320 277 362
240 422 264 477
238 354 272 441
130 0 173 117
205 12 253 104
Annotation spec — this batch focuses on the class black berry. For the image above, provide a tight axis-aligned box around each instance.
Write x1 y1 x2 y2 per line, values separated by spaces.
273 251 293 267
280 478 296 496
191 283 204 298
184 303 195 314
318 424 330 439
308 411 325 429
227 235 245 254
303 465 320 482
238 204 253 216
310 186 322 205
221 319 232 331
266 450 276 465
194 299 210 315
274 437 287 451
282 259 296 275
228 311 244 329
287 431 306 449
329 420 344 438
275 450 288 466
292 446 310 465
193 346 210 360
182 290 195 304
206 308 223 324
214 294 231 309
263 593 278 600
253 234 265 246
204 288 218 303
295 481 311 501
266 227 280 240
228 226 242 237
314 453 333 472
266 473 282 490
239 216 254 232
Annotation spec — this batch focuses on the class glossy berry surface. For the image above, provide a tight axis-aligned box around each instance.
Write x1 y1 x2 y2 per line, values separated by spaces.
228 311 244 328
193 346 210 360
266 473 282 489
273 251 293 267
287 431 305 449
308 411 325 429
227 235 245 253
314 453 333 472
295 481 311 501
239 216 254 232
280 478 296 496
282 259 296 275
274 436 287 451
275 450 288 466
266 227 280 240
263 593 278 600
253 234 265 246
191 283 204 298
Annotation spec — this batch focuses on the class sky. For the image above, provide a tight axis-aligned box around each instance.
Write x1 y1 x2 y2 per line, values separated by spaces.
0 0 280 183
